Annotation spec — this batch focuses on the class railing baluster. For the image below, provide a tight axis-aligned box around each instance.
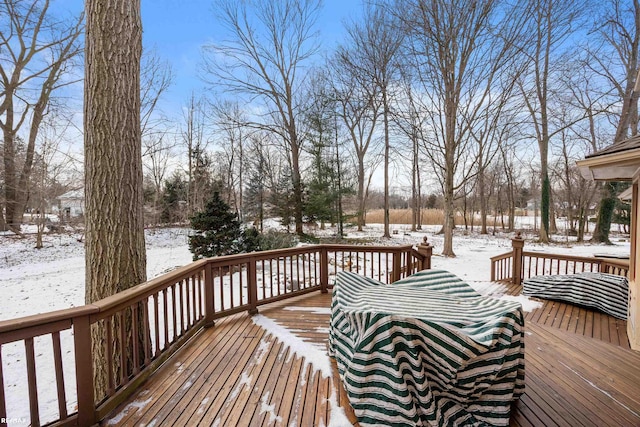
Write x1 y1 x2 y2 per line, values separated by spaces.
0 350 6 424
190 275 196 321
162 288 169 349
204 262 214 327
320 249 328 292
142 301 151 364
199 270 205 319
270 257 280 296
179 281 186 334
217 266 223 312
261 260 266 298
276 258 281 297
25 337 40 427
119 311 127 384
185 278 191 329
196 272 202 320
105 317 114 394
51 331 68 420
172 284 178 341
299 254 303 288
73 314 95 426
289 255 294 293
153 293 160 356
238 265 244 305
248 258 258 315
132 304 140 375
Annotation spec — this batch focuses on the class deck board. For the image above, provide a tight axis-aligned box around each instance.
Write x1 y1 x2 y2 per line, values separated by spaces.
104 283 640 427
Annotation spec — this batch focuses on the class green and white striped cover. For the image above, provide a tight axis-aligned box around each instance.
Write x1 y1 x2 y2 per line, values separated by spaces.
523 272 628 320
328 269 524 427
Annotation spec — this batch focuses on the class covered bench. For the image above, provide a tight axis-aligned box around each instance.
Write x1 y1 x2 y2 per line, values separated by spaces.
523 272 629 320
328 269 525 427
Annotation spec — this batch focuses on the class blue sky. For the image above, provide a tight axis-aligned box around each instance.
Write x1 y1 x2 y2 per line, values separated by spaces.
142 0 362 108
56 0 363 111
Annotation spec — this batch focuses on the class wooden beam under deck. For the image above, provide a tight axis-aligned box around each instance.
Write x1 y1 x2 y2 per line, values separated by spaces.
104 287 640 426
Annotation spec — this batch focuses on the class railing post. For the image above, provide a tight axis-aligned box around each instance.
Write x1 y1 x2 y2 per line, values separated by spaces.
320 247 329 293
247 258 259 315
204 262 215 327
416 236 433 271
512 232 525 286
73 314 96 426
392 250 402 283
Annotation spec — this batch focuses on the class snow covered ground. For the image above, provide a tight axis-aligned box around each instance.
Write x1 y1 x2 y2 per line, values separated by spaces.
0 228 193 321
0 223 631 425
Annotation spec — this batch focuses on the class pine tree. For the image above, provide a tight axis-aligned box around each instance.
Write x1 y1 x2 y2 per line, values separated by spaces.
189 192 242 260
161 172 188 224
271 167 297 231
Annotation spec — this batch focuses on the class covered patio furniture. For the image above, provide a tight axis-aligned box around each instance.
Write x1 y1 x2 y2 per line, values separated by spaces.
523 272 629 320
328 269 525 427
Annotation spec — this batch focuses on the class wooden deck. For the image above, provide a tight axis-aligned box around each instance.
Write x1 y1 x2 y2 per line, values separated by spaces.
104 284 640 426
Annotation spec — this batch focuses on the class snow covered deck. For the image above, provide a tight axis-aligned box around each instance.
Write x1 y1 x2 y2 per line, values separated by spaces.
105 283 640 427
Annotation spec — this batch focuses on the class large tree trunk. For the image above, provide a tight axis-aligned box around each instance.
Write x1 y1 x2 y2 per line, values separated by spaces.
289 132 304 235
382 88 391 238
592 182 618 244
2 120 18 231
479 165 488 234
357 157 366 231
84 0 147 399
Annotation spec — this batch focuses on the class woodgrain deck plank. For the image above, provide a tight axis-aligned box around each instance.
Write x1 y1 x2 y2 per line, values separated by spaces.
104 286 637 427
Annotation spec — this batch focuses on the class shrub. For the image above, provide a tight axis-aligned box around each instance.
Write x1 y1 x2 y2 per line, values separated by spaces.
257 230 298 251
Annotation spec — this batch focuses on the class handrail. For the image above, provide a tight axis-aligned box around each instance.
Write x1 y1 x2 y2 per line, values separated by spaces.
490 236 629 284
0 241 432 427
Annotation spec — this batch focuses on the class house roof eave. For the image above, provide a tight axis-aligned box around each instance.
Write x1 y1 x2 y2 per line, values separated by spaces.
576 148 640 181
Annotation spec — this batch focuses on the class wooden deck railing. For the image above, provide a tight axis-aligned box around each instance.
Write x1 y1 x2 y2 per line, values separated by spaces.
491 233 629 285
0 240 432 427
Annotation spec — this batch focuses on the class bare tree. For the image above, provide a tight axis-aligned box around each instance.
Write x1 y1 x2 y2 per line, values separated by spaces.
140 49 173 138
32 116 76 248
84 0 146 398
586 0 640 243
392 70 425 232
551 125 597 240
140 49 174 225
181 93 210 216
202 0 321 235
330 56 383 231
398 0 527 256
515 0 585 243
244 131 274 231
339 5 404 238
0 0 83 232
143 133 174 224
211 101 249 218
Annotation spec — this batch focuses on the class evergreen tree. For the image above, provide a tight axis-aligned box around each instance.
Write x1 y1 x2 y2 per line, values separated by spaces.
189 192 242 260
271 167 297 231
303 80 340 229
161 172 188 224
244 136 268 231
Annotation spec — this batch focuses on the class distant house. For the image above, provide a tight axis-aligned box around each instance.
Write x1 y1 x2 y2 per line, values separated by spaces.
58 189 84 219
522 199 539 217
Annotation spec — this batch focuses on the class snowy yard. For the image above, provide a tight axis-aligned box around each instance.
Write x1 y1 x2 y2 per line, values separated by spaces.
0 223 631 424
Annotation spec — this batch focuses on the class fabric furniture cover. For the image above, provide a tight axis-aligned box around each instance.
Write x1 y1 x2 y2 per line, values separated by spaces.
328 269 525 427
523 272 629 320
